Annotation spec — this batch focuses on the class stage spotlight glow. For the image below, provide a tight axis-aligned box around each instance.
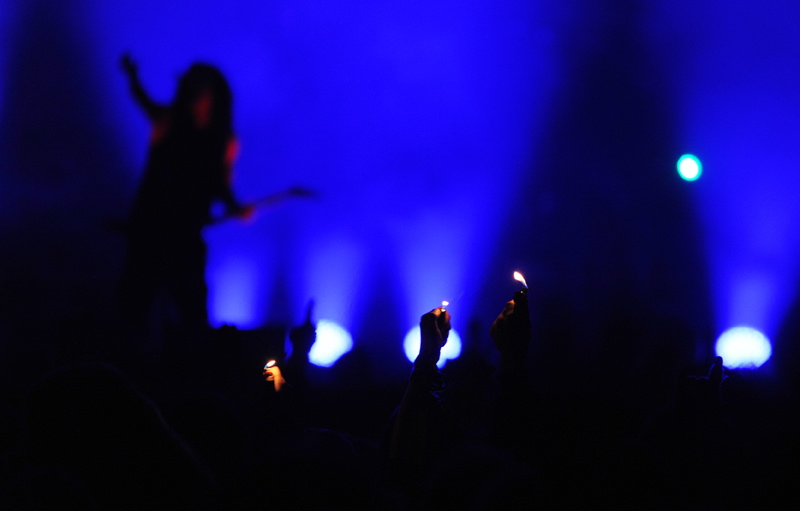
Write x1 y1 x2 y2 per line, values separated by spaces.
715 326 772 369
308 320 353 368
208 257 260 328
403 326 462 368
677 154 702 181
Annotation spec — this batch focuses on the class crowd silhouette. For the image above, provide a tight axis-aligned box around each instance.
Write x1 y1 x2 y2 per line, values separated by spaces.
2 276 798 508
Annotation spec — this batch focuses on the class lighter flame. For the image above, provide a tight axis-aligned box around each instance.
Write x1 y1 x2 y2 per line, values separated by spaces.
441 301 449 308
264 359 276 369
513 271 528 289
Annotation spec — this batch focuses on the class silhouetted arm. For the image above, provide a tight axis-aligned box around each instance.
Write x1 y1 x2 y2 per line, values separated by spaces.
389 308 449 481
259 313 316 440
121 53 167 122
285 302 315 397
489 290 537 456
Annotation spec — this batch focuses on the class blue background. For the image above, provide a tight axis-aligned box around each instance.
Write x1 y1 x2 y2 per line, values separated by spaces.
2 0 799 383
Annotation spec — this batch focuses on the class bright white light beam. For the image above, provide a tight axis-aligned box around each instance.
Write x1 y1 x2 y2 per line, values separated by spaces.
308 320 353 368
715 326 772 369
403 326 462 368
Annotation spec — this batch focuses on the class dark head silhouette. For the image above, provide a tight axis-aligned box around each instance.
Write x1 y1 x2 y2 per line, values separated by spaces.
172 63 232 135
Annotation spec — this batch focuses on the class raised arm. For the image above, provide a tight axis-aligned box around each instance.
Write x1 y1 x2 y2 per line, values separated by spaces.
120 53 167 122
489 289 537 456
389 307 450 484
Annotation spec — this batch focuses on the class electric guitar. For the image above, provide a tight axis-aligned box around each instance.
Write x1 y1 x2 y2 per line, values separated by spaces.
212 186 317 224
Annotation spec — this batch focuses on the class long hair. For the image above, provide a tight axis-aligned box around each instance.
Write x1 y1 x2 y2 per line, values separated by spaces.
172 62 233 138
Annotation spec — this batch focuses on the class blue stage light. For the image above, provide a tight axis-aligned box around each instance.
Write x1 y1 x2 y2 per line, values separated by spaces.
715 326 772 369
403 326 462 368
207 256 262 329
308 320 353 368
677 154 702 181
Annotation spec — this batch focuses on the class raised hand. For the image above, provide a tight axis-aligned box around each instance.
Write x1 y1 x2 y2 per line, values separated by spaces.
263 360 287 392
417 307 450 366
289 300 317 359
490 290 531 375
